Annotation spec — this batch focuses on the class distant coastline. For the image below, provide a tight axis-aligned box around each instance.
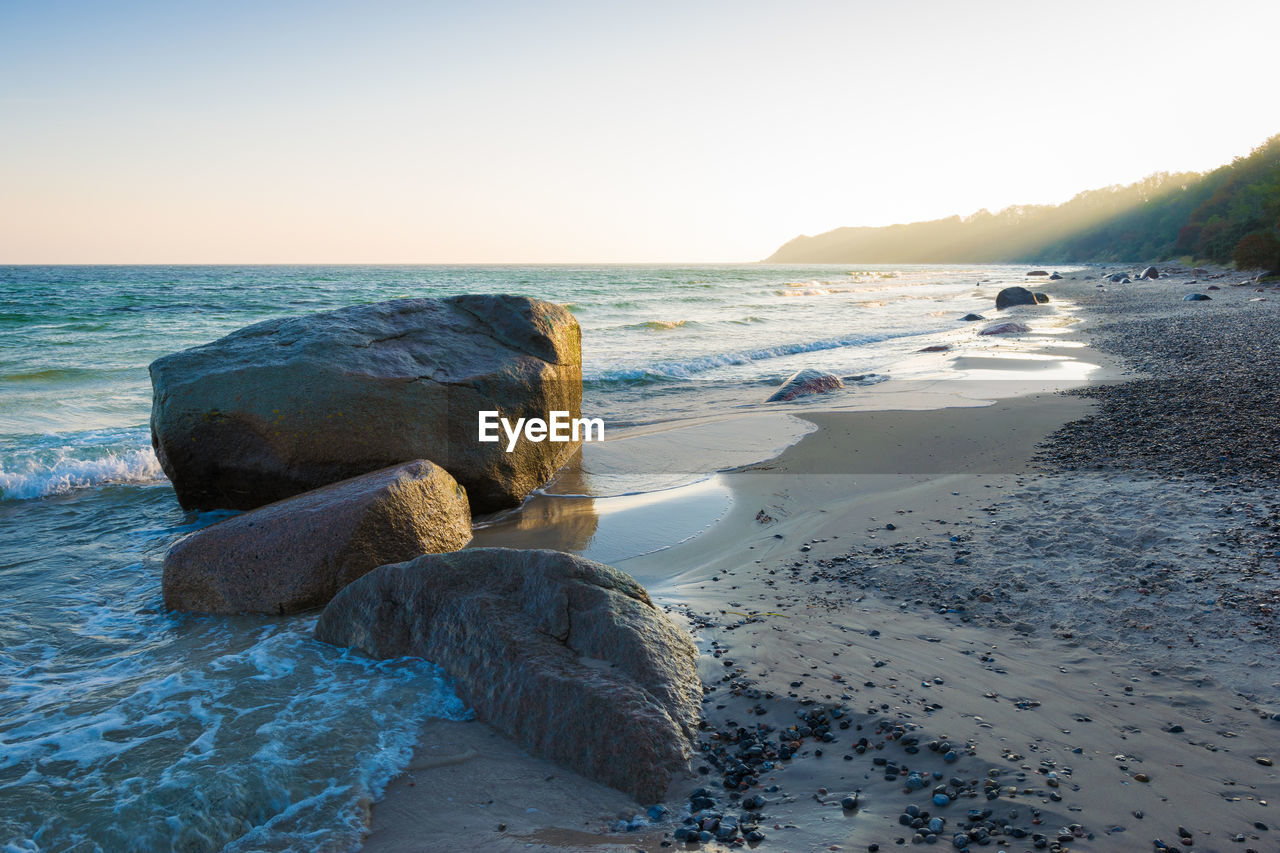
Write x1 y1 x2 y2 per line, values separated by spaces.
767 133 1280 273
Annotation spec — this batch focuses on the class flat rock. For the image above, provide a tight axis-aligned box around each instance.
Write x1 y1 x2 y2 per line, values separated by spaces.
1048 273 1063 280
150 295 581 513
959 313 985 322
315 548 701 803
995 286 1037 310
1026 270 1049 276
1184 293 1212 301
766 368 844 402
979 321 1031 336
163 460 471 615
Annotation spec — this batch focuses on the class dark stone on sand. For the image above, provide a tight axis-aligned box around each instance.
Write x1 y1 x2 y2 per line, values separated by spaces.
163 460 471 615
1183 293 1211 301
1034 292 1050 304
149 295 582 514
766 368 844 402
979 322 1031 336
995 286 1037 310
1049 273 1063 280
1110 274 1127 283
960 313 985 322
917 344 953 353
315 548 701 803
1141 266 1160 280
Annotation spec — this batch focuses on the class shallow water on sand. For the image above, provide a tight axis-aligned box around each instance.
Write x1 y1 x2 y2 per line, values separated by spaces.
0 263 1061 850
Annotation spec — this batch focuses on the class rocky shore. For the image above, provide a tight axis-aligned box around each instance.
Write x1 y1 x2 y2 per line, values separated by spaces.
342 267 1280 853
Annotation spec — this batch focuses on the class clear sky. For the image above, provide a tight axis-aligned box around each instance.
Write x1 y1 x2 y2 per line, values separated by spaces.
2 0 1278 263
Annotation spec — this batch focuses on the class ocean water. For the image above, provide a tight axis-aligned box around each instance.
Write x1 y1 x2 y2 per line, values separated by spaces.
0 263 1022 851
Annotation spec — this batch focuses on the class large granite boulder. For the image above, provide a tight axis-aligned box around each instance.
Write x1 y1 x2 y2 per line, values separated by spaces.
163 460 471 615
1140 266 1160 280
150 295 582 513
315 548 701 803
995 286 1037 310
766 368 844 402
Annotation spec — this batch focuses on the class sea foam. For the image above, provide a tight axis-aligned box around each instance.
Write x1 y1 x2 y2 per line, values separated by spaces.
0 431 166 501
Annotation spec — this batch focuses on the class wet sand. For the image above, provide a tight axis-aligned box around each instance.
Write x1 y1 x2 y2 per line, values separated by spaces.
361 268 1280 853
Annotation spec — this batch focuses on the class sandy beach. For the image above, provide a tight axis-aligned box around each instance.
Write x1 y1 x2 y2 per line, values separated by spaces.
358 269 1280 853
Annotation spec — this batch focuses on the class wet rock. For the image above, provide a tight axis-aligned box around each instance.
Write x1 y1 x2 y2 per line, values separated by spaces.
1026 270 1049 277
766 368 844 402
995 286 1037 310
979 322 1031 336
150 295 582 514
315 548 701 803
163 460 471 615
1033 292 1050 304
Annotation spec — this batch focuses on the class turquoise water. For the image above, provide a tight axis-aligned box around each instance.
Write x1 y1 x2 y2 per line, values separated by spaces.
0 264 1012 851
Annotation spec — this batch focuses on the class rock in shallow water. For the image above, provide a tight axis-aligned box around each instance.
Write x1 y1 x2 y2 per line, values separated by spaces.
995 286 1037 310
314 548 701 803
766 368 844 402
163 460 471 615
150 294 581 514
979 322 1031 336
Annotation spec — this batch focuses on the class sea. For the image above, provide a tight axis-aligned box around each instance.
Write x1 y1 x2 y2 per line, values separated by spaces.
0 263 1024 851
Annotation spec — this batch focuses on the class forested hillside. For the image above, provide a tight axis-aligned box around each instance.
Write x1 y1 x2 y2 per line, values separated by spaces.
767 135 1280 271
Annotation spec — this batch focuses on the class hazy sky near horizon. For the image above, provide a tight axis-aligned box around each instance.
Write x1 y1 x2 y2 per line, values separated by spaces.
2 0 1278 263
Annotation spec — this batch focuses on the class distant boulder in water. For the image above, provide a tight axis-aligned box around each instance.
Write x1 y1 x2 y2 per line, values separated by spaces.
148 294 582 514
995 286 1037 310
1026 270 1049 277
766 368 844 402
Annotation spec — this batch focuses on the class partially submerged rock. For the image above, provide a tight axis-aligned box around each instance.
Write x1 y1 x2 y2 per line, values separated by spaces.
163 460 471 615
979 321 1031 336
1026 270 1049 277
766 369 844 402
150 295 582 513
995 286 1037 310
315 548 701 803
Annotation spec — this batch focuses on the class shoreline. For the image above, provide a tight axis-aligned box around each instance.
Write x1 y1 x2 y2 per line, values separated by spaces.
365 266 1280 852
